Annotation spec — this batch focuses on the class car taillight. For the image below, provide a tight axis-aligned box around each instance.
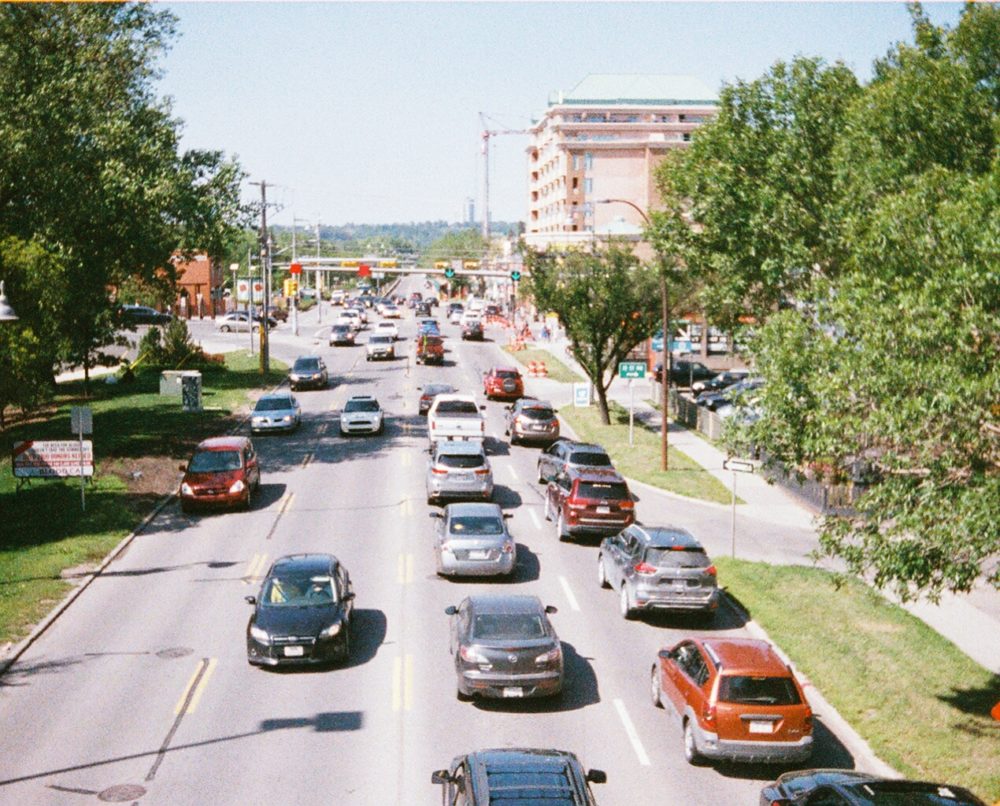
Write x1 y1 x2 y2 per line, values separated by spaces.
705 565 717 576
567 499 586 510
702 703 716 726
619 499 634 510
431 467 448 475
474 468 489 476
633 562 657 575
804 711 813 731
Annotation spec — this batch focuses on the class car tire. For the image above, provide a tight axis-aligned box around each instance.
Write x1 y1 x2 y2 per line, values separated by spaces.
556 512 569 542
620 586 636 620
683 720 705 765
456 686 471 702
543 496 552 522
650 666 663 708
376 421 384 435
510 434 519 446
598 555 610 589
220 325 231 333
426 495 436 506
537 467 546 484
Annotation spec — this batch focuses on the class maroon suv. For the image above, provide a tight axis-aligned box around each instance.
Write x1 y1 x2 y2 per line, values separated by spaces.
543 467 634 541
179 436 261 512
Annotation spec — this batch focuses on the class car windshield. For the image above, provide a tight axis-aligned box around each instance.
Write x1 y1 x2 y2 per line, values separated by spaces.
438 454 485 469
576 481 628 500
188 450 241 472
345 399 379 413
333 326 350 334
717 675 801 705
644 547 710 568
844 784 983 806
569 452 612 467
370 336 392 344
449 516 504 535
254 397 294 412
261 575 336 606
293 359 320 372
520 407 554 420
435 400 479 415
472 613 545 640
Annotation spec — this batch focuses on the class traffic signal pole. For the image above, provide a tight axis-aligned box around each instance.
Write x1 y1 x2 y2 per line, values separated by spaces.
251 180 270 375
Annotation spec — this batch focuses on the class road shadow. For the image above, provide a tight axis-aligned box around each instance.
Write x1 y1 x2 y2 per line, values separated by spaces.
936 676 1000 738
491 485 523 509
640 600 747 631
483 438 509 457
472 641 599 714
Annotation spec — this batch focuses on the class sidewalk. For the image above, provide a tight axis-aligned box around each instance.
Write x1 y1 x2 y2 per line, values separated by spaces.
522 330 1000 676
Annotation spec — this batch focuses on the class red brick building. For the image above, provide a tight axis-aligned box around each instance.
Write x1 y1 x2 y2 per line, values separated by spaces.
173 253 223 318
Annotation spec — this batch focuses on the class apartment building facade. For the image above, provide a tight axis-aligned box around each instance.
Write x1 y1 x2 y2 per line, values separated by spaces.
525 74 717 252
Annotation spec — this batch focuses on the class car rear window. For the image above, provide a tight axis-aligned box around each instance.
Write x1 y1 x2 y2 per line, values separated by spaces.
188 450 242 472
575 481 629 500
472 614 545 640
496 370 519 379
643 547 710 568
438 454 485 469
344 399 379 413
449 516 503 535
519 407 554 420
569 452 612 467
435 400 479 415
717 675 801 706
254 397 294 412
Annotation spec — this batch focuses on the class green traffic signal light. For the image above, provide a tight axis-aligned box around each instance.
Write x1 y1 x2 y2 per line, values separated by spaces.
510 270 521 282
444 268 455 279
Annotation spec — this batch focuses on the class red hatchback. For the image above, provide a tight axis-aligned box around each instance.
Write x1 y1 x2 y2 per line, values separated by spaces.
482 367 524 401
544 467 634 541
179 436 261 512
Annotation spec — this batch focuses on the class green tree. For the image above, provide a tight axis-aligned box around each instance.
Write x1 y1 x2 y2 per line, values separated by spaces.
523 244 661 424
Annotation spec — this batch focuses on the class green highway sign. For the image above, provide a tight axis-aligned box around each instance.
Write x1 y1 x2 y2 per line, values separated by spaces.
618 361 647 379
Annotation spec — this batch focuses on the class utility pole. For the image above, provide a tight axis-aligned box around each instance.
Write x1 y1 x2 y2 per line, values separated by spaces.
250 180 271 374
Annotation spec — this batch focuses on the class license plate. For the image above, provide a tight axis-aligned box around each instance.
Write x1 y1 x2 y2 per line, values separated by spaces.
596 506 610 514
502 687 523 698
748 720 773 734
468 550 489 560
283 646 304 657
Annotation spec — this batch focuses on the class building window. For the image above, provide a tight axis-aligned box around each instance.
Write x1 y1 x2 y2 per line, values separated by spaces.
584 178 593 194
572 155 579 170
678 114 687 122
682 133 691 142
584 152 593 171
572 177 578 190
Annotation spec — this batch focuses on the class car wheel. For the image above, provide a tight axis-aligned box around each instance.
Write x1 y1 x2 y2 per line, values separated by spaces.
510 434 519 446
650 666 663 708
243 488 252 511
683 720 705 765
556 512 569 542
220 325 231 333
376 421 384 435
543 496 552 522
456 686 471 702
620 586 636 620
598 555 610 589
537 467 546 484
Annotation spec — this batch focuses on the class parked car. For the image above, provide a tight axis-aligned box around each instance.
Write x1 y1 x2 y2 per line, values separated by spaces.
691 368 750 395
430 502 514 577
329 324 356 346
416 334 445 365
653 359 716 388
179 436 260 512
339 395 383 436
599 525 719 621
374 320 399 340
288 356 328 391
426 440 494 504
244 553 355 667
250 393 301 434
536 439 613 484
759 770 986 806
118 304 172 327
461 320 484 341
504 398 560 446
544 467 634 541
651 637 814 765
417 383 458 416
445 595 563 701
483 366 524 401
432 748 606 806
697 376 765 411
366 334 396 361
217 311 268 333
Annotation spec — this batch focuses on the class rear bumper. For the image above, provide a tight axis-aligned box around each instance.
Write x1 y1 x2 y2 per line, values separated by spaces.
437 551 514 577
694 725 813 763
566 513 634 536
458 669 562 699
427 478 493 501
631 587 719 612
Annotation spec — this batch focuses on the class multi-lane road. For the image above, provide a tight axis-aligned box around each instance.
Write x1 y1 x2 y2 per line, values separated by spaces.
0 278 856 805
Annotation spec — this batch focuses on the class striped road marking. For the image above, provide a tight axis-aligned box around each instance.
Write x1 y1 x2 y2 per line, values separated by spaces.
243 553 268 585
397 553 414 584
392 655 414 712
614 698 651 766
558 575 581 612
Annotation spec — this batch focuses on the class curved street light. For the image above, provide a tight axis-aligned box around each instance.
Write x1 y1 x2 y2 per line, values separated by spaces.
0 281 19 322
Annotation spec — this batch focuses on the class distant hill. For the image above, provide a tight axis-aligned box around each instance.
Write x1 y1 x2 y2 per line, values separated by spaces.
272 221 524 249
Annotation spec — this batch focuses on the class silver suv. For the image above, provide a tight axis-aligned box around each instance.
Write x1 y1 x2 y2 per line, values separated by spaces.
430 502 515 577
598 525 719 621
426 441 493 504
365 334 395 361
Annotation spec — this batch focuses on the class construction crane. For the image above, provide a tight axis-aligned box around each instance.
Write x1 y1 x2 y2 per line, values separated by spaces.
480 113 529 241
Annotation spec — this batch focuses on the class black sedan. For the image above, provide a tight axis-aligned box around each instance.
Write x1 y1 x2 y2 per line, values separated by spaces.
446 594 563 701
696 376 764 411
119 304 172 327
461 320 484 341
245 554 355 667
288 355 329 391
759 769 986 806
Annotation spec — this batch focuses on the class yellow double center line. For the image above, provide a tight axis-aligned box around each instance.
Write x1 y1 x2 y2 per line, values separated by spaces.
397 553 414 584
174 658 217 716
392 654 414 712
244 553 268 584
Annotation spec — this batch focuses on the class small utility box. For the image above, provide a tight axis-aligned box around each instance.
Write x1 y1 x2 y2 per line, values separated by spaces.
180 371 202 412
160 370 184 396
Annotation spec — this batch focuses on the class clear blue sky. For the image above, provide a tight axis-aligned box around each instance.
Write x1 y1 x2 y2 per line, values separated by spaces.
159 2 964 227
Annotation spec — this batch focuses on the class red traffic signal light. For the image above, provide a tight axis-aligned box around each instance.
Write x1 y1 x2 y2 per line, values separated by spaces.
289 262 302 275
358 264 371 278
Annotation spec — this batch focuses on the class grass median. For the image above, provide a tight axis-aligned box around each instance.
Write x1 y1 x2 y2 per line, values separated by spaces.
559 400 734 505
717 558 1000 801
0 351 286 647
502 345 584 384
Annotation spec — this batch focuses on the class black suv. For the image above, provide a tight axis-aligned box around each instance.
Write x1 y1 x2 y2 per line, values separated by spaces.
653 359 716 388
432 748 606 805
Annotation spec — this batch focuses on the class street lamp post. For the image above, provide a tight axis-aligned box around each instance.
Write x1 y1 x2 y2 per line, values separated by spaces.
0 281 19 322
595 199 670 471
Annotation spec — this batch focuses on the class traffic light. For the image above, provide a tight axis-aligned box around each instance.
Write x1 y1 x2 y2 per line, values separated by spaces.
444 267 456 279
510 270 522 282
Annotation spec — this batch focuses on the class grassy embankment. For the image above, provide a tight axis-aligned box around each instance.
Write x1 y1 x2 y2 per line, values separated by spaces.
501 345 584 384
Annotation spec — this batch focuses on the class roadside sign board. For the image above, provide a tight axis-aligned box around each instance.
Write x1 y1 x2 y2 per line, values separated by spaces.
573 382 591 408
12 440 94 478
70 406 93 436
618 361 646 380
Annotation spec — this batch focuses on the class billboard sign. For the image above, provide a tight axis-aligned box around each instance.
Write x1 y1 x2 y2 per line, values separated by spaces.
13 440 94 478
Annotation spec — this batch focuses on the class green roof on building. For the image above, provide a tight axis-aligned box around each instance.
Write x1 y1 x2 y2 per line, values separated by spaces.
550 74 718 106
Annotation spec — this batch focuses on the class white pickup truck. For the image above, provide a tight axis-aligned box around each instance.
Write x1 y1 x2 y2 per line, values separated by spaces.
427 394 486 446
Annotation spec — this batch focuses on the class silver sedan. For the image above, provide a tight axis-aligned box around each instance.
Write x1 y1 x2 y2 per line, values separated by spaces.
250 393 301 434
431 503 515 577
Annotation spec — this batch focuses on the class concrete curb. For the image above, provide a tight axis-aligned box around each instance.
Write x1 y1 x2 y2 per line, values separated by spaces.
721 593 899 779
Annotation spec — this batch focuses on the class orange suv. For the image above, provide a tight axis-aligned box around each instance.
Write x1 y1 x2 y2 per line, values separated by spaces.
482 366 524 401
544 467 634 541
650 637 813 765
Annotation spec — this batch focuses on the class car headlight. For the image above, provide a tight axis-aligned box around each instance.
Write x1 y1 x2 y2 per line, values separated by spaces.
229 479 245 494
252 416 264 424
180 482 193 496
281 415 293 422
535 646 562 665
320 622 342 638
249 624 270 644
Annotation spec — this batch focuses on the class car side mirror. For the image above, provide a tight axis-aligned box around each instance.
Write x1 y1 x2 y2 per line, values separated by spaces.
503 513 513 519
444 605 458 616
178 464 187 472
343 592 355 601
244 595 257 605
429 511 443 519
479 405 486 411
431 770 452 785
658 648 674 661
544 605 558 614
586 770 607 785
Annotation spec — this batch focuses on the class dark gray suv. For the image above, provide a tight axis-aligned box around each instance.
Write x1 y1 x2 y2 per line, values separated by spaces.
598 525 719 620
536 439 612 484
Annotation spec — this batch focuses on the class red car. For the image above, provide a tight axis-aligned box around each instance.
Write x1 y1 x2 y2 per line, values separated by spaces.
543 467 634 541
482 367 524 401
179 436 261 512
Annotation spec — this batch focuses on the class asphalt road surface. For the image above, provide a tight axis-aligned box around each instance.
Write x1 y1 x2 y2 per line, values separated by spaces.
0 278 857 805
